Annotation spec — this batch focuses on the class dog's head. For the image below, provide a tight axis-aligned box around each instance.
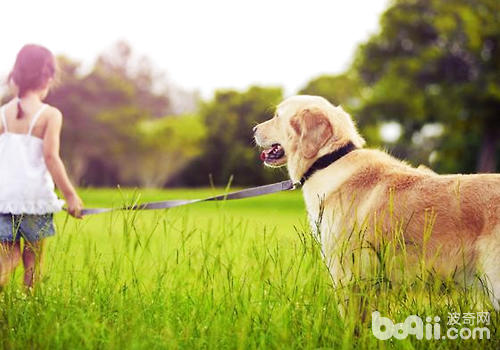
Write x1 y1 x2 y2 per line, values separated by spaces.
254 95 365 182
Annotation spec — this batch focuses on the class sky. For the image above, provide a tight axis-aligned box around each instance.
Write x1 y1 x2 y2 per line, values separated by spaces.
1 0 389 99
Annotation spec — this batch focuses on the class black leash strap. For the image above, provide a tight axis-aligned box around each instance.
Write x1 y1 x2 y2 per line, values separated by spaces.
75 143 358 216
78 180 297 216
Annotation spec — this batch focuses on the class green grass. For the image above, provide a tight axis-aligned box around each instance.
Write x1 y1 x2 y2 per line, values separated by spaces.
0 187 498 349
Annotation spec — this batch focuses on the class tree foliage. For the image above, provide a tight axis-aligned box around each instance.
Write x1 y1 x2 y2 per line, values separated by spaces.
299 72 362 113
133 115 206 187
44 42 203 187
4 4 497 189
179 86 287 186
353 0 499 173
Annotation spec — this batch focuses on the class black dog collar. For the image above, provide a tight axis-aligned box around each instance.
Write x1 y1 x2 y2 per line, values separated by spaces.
299 141 357 186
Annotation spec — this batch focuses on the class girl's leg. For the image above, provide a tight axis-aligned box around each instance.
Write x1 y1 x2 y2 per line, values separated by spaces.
22 240 45 288
0 242 22 286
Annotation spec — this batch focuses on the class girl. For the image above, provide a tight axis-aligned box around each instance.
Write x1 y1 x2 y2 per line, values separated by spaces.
0 44 83 289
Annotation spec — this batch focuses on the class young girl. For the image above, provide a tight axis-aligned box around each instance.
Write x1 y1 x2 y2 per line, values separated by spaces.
0 44 83 289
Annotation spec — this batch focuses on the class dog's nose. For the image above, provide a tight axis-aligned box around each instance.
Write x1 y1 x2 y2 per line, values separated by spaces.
252 126 258 133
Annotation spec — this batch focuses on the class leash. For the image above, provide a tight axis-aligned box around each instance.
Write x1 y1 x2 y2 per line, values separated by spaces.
73 142 357 216
77 180 298 216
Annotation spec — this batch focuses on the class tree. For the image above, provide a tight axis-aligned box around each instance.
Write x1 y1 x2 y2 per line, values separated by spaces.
44 42 201 187
94 41 172 118
47 57 131 184
299 72 362 113
179 86 286 186
354 0 499 173
127 114 206 187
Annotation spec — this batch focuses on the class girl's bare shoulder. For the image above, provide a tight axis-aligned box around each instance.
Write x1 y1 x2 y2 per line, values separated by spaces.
43 105 63 123
35 105 63 137
1 98 18 111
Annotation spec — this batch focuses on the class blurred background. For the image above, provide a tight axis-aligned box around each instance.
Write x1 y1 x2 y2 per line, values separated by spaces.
1 0 498 187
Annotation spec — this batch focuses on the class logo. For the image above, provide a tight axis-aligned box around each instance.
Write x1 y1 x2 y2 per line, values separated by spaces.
372 311 491 340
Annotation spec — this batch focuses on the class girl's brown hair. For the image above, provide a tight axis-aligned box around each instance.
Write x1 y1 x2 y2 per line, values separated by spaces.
8 44 56 119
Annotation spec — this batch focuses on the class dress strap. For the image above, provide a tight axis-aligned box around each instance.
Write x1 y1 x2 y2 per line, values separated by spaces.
0 106 7 133
27 104 48 136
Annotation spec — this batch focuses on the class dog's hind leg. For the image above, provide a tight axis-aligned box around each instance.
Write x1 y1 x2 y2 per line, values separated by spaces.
481 267 500 311
476 233 500 311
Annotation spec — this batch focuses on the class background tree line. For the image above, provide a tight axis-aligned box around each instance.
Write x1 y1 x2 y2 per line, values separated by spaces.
302 0 499 175
3 0 498 187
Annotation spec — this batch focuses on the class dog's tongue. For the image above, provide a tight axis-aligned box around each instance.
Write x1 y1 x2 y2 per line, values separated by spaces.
260 150 268 161
260 144 283 161
260 145 276 161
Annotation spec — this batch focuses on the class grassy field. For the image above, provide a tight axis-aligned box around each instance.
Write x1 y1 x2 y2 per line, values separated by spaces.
0 187 498 349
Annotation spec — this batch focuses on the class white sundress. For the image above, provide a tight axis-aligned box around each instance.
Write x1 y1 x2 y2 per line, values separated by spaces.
0 103 64 215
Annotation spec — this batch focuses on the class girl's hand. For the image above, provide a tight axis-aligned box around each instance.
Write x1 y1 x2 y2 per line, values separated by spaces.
67 194 84 218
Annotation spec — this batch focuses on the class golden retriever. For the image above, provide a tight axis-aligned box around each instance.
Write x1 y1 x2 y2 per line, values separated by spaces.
254 95 500 310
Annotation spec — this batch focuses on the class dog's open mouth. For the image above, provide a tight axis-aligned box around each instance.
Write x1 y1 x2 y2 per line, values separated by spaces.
260 143 285 165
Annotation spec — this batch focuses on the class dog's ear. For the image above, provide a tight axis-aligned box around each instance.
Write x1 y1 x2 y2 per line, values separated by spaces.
291 109 333 159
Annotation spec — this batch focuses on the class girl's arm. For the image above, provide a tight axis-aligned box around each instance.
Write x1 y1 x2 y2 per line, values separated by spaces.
43 108 83 218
